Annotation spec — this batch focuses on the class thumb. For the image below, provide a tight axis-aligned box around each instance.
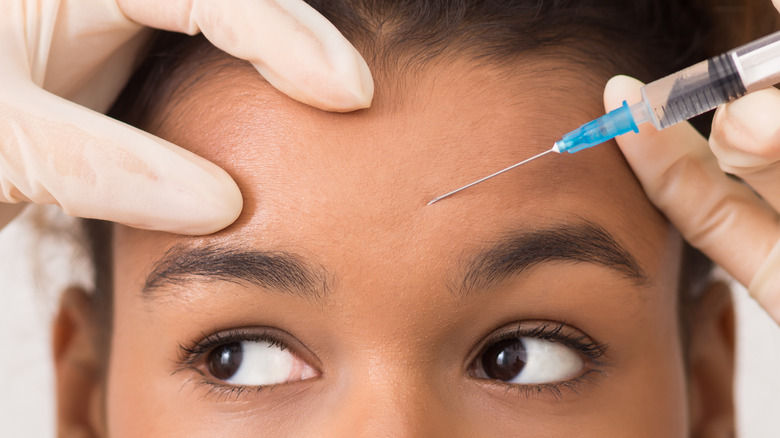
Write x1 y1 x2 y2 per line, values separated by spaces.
0 86 242 235
603 75 780 292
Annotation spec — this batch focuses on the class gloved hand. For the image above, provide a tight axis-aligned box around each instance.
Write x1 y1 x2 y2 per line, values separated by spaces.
604 75 780 323
1 0 374 235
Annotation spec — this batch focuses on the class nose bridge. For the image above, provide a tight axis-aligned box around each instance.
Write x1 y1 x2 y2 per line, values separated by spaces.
307 220 467 436
321 361 457 438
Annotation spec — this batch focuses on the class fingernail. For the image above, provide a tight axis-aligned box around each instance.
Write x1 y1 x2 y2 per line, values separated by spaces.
723 89 780 143
712 89 780 168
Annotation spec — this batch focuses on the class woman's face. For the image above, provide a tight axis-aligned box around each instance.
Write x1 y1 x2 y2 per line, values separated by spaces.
99 59 705 436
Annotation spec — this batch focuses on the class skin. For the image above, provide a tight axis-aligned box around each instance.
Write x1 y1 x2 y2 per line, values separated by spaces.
54 55 734 437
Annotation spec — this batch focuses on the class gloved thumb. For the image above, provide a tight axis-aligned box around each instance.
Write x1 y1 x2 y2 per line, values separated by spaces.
603 75 780 320
0 85 242 235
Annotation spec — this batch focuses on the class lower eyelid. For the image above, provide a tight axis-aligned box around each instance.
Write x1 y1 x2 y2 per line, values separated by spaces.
189 374 276 402
476 368 608 400
174 356 318 402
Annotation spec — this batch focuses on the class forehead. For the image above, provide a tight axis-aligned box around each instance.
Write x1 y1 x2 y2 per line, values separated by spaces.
120 58 673 291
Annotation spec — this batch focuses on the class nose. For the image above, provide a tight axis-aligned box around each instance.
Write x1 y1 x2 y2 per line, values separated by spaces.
311 365 466 438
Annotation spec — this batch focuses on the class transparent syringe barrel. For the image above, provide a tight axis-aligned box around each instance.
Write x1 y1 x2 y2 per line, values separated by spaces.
640 54 747 129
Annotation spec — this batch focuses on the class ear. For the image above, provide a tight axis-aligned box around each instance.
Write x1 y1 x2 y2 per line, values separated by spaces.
687 281 736 438
52 287 106 438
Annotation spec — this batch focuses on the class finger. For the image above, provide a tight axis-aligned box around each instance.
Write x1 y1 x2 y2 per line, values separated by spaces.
117 0 374 112
603 75 780 288
40 0 150 112
710 87 780 211
0 85 242 235
750 239 780 322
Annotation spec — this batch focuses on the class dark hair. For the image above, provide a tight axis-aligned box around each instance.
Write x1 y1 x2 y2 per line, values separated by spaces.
87 0 767 352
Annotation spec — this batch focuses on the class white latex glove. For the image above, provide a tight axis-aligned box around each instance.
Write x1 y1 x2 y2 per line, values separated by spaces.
1 0 374 235
604 76 780 323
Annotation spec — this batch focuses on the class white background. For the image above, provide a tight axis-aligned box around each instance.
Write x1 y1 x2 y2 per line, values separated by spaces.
1 206 779 437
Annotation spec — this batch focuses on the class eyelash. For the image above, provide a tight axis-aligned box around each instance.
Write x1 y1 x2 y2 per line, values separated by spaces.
175 322 609 402
472 321 609 400
175 329 296 401
479 371 606 400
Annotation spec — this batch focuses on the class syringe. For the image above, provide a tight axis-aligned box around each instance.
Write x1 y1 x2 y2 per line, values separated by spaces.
428 29 780 205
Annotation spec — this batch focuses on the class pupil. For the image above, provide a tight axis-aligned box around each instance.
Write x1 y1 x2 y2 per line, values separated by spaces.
481 338 527 381
207 342 243 380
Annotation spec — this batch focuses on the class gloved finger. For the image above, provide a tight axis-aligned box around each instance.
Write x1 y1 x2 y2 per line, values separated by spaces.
710 87 780 212
604 75 780 319
0 85 242 235
117 0 374 112
36 0 150 113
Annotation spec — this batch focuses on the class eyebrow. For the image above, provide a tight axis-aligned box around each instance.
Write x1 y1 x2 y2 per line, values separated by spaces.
142 244 328 300
142 222 645 301
457 221 647 296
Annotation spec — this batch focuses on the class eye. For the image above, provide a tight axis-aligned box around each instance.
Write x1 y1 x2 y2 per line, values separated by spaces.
178 329 320 390
468 323 605 386
472 337 582 384
206 339 318 386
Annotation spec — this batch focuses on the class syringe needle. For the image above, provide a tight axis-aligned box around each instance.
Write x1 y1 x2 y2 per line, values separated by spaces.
427 147 555 205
